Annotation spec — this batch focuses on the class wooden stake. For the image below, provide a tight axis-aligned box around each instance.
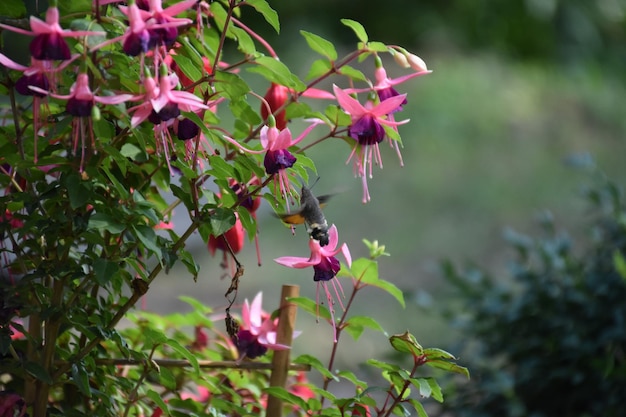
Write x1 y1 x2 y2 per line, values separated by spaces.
266 284 300 417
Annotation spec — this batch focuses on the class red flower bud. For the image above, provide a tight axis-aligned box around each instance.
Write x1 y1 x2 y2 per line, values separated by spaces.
261 83 289 130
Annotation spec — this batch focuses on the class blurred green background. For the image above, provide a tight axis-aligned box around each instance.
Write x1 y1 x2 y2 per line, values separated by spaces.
150 0 626 402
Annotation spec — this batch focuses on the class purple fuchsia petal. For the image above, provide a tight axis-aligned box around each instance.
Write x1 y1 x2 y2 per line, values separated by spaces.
16 73 49 97
177 118 199 140
263 149 296 174
30 32 72 60
123 30 151 56
349 115 385 145
66 98 94 117
234 329 268 359
313 255 340 282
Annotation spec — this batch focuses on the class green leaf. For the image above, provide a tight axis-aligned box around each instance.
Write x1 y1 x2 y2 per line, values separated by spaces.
120 143 145 161
24 361 53 384
71 363 91 396
367 41 389 53
142 327 168 348
423 347 457 361
70 19 106 48
425 359 470 378
208 154 237 179
342 258 405 308
147 389 171 414
209 207 236 237
88 213 125 234
264 387 309 410
344 315 387 340
340 19 368 43
294 354 337 381
287 296 332 321
172 53 203 85
300 31 337 61
338 65 367 82
248 56 306 91
133 224 162 257
93 258 120 286
0 2 26 17
65 173 90 209
365 358 401 373
167 338 200 375
408 399 428 417
613 250 626 281
336 370 367 388
389 331 424 357
246 0 280 33
305 59 333 80
214 71 250 101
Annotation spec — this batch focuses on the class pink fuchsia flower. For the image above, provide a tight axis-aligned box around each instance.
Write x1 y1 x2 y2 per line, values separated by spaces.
333 84 409 203
222 120 323 201
143 0 197 48
274 224 351 341
129 68 208 128
368 57 430 166
0 392 27 417
32 73 133 171
235 292 292 359
0 5 104 61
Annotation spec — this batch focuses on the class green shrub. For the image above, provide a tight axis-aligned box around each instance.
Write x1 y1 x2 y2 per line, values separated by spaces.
440 177 626 417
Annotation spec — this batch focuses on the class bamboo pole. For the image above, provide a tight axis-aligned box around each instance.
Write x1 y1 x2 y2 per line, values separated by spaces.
266 284 300 417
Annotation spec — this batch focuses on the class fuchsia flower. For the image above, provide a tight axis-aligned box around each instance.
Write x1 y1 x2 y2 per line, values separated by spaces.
32 73 133 171
129 69 208 128
234 292 293 359
94 0 194 56
274 224 351 341
333 84 410 203
223 120 322 201
0 5 103 61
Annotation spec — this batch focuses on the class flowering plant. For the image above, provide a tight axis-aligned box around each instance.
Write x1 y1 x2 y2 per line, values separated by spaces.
0 1 466 416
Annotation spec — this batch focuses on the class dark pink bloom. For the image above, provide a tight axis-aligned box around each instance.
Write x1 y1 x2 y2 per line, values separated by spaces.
0 6 104 61
222 121 323 201
333 84 409 203
261 83 289 129
274 224 351 341
234 292 293 359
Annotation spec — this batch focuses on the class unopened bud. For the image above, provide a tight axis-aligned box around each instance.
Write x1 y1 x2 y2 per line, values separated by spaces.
407 53 428 72
392 51 410 68
91 104 101 121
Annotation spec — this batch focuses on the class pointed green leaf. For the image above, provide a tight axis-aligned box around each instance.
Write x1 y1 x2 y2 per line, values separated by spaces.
24 361 53 384
246 0 280 33
172 54 203 84
249 56 306 91
344 315 386 340
71 363 91 396
365 358 401 372
424 347 457 361
209 207 236 237
147 389 171 414
408 399 428 417
93 258 120 286
340 19 368 43
133 224 162 257
167 338 200 374
300 31 337 61
337 65 367 82
389 331 423 357
425 359 470 378
214 71 250 100
287 296 332 321
88 213 125 234
294 354 337 381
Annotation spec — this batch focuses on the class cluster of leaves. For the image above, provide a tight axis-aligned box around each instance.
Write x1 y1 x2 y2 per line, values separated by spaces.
439 175 626 417
0 0 465 416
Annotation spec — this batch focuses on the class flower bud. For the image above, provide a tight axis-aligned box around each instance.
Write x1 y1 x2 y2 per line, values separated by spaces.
392 51 410 68
406 53 428 72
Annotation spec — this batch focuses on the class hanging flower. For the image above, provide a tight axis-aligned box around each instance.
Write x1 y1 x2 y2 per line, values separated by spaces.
234 292 293 359
274 224 351 341
0 4 104 61
333 84 409 203
31 73 133 171
222 120 323 201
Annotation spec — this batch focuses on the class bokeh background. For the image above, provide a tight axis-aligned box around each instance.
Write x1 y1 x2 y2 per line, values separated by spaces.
144 0 626 413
